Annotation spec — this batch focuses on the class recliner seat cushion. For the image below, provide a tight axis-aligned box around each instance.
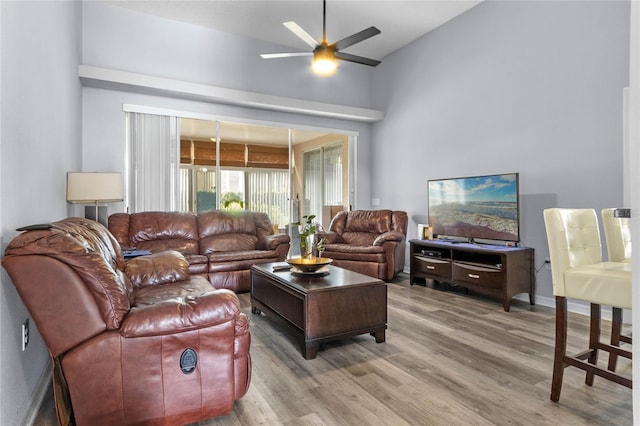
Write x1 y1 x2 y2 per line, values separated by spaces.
125 250 190 288
322 244 386 262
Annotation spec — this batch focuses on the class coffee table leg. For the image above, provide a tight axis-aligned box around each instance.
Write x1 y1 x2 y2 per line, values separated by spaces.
304 342 319 360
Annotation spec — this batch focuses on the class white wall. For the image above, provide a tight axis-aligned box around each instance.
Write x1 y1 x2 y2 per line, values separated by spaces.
0 1 82 425
371 0 630 301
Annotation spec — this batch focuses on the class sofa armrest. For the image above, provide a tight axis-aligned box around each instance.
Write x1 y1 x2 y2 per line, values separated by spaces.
125 250 190 287
261 233 291 250
120 289 240 337
373 230 405 246
108 213 131 248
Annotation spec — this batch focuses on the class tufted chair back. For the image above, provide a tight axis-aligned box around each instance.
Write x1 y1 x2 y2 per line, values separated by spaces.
543 208 603 297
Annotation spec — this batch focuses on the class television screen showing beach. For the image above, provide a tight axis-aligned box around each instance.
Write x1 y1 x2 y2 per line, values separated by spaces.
428 174 519 242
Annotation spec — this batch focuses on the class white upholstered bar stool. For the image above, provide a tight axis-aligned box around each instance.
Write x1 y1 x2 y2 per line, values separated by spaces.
601 208 633 371
543 208 632 402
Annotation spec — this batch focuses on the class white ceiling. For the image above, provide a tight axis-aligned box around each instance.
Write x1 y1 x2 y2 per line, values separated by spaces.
109 0 482 144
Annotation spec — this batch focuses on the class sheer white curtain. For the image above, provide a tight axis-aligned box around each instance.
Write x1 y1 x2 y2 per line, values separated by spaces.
303 149 322 218
302 145 343 221
323 145 343 205
125 112 179 212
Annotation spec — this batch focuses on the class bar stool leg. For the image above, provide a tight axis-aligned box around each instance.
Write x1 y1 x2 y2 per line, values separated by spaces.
586 303 601 386
608 307 623 371
551 296 568 402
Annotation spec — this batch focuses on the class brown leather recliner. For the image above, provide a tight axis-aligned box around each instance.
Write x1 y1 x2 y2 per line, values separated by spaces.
321 210 408 281
2 217 251 425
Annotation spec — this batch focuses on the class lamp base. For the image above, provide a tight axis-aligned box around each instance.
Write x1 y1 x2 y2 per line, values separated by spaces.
85 205 108 226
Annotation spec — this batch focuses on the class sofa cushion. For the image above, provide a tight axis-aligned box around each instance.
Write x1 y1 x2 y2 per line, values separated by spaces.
345 210 393 234
207 250 278 263
125 250 190 288
129 212 199 255
198 211 259 252
200 233 259 253
342 232 378 246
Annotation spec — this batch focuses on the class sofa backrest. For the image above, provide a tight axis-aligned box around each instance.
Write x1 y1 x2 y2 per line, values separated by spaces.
330 210 408 246
198 210 273 253
110 211 200 255
2 218 133 355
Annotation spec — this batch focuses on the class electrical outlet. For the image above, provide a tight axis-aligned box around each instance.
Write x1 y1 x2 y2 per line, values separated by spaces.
22 318 29 351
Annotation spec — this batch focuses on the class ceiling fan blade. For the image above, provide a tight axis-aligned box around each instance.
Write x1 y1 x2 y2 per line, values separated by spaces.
335 51 381 67
283 21 319 49
261 52 313 59
333 26 381 51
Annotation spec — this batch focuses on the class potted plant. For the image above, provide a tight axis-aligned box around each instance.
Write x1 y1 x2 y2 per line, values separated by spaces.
294 214 324 258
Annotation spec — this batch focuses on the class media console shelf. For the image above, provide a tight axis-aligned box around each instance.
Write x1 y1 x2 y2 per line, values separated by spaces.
409 239 534 312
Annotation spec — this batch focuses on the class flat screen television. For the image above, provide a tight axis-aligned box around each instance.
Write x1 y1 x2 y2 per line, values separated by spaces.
428 173 520 243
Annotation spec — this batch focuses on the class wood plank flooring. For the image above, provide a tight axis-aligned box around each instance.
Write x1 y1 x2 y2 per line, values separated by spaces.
34 274 632 425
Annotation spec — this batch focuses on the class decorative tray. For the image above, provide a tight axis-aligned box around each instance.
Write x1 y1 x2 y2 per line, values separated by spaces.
286 257 333 273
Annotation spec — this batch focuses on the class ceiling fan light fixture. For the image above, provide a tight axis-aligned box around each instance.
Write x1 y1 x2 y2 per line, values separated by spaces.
312 48 337 76
261 0 380 74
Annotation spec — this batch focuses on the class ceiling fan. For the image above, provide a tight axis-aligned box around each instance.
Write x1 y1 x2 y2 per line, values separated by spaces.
260 0 382 76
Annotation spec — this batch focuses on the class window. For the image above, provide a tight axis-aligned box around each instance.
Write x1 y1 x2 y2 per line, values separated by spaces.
179 128 291 224
126 112 352 231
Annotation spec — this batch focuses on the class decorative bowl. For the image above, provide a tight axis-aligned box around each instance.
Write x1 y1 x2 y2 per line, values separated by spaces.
286 257 333 273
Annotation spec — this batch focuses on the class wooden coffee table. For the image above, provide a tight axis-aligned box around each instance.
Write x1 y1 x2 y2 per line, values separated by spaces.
250 263 387 359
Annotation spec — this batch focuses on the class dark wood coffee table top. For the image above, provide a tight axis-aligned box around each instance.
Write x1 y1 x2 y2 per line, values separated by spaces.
251 262 384 292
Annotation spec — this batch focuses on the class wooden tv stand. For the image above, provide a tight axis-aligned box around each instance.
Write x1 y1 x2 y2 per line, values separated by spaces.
409 239 534 312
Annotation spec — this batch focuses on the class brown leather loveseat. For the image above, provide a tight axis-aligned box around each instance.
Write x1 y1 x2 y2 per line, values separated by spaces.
2 217 251 425
321 209 408 281
109 210 290 292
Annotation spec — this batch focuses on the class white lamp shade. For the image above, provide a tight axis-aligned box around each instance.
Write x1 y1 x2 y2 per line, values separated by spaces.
66 172 124 203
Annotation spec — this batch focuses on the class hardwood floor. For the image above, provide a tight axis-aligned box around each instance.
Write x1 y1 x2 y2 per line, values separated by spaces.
34 274 632 425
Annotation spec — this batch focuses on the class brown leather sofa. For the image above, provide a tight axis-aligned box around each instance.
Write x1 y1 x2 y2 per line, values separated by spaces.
108 210 290 292
322 209 408 281
2 217 251 425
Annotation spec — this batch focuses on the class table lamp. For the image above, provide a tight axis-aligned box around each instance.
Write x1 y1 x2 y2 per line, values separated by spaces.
66 172 124 225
